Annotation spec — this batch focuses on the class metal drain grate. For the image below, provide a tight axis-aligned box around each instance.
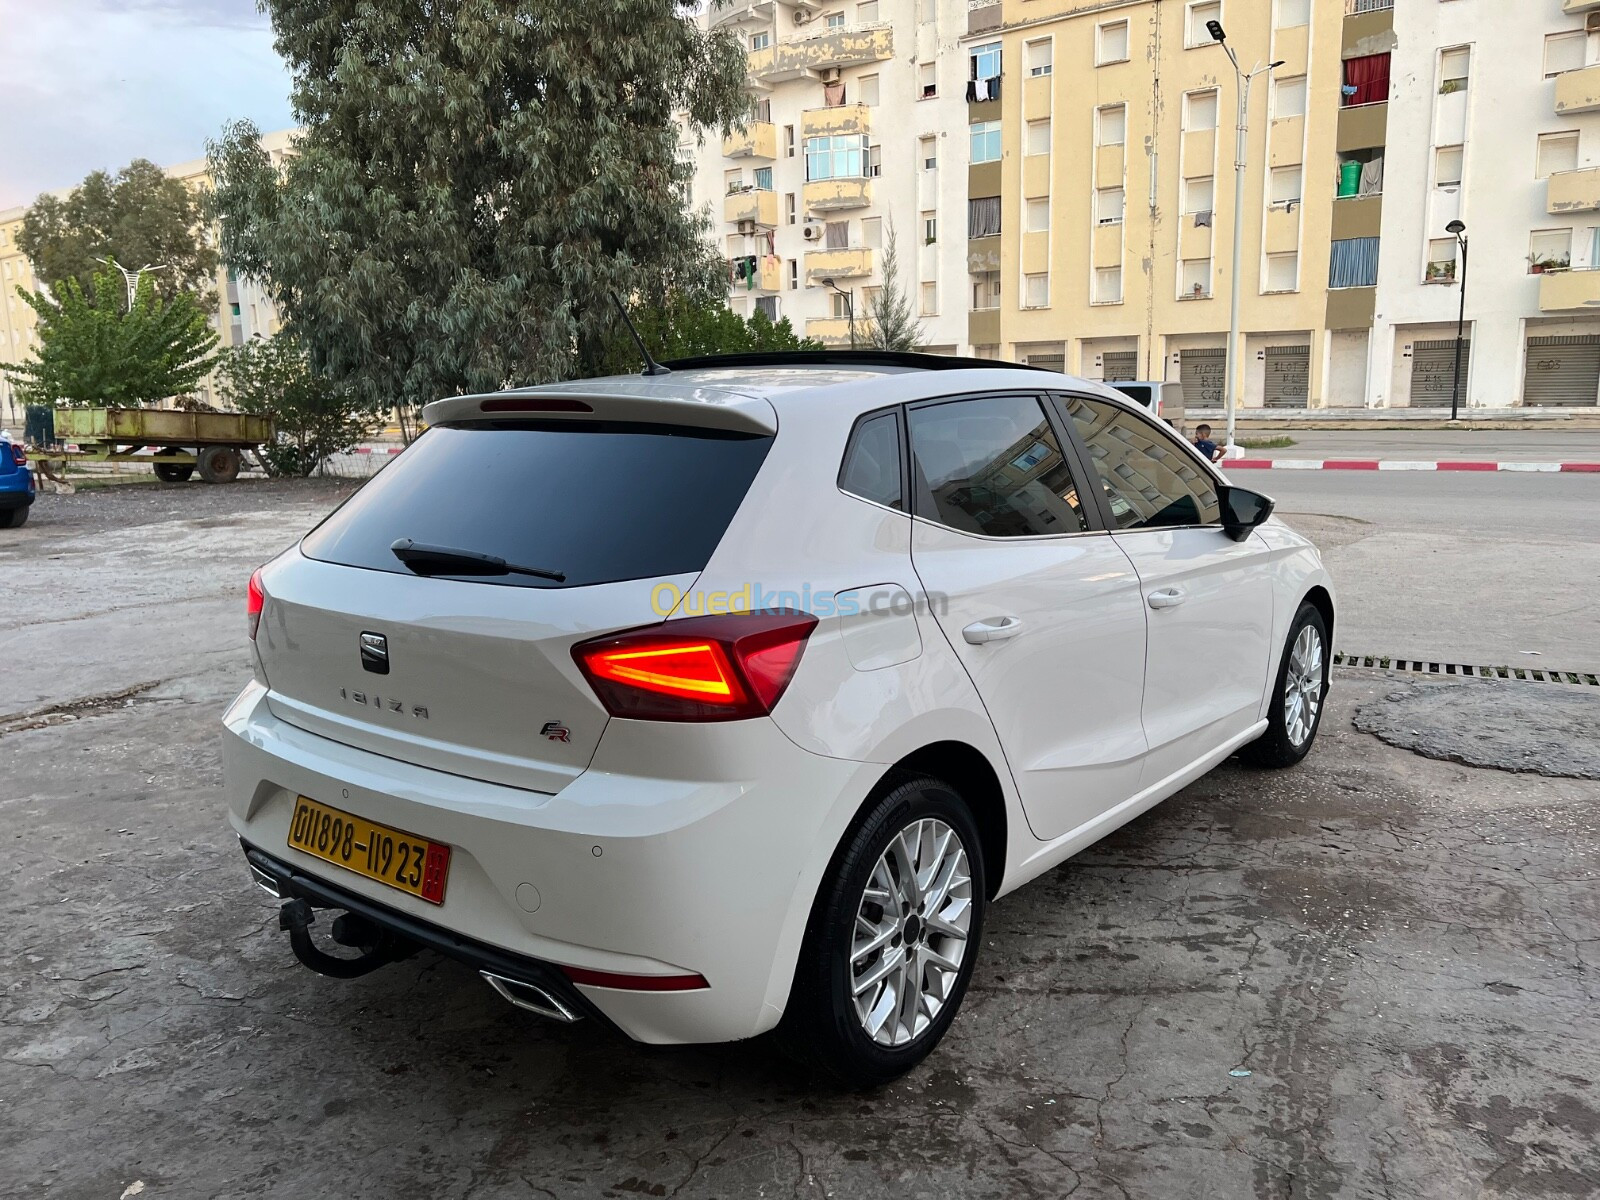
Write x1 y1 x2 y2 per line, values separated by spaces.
1333 653 1600 688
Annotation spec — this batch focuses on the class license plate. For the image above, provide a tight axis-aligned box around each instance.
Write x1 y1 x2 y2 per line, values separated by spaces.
287 796 451 905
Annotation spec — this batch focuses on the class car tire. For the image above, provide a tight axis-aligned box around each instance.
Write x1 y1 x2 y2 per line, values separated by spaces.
778 775 986 1089
0 505 26 528
1241 601 1329 769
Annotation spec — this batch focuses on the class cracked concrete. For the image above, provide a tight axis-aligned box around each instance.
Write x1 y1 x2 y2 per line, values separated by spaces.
3 481 1599 1199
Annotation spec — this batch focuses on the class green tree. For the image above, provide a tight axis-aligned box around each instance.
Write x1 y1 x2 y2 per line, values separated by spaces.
208 2 747 439
863 221 924 352
2 261 218 408
589 293 821 376
17 159 219 307
215 334 375 477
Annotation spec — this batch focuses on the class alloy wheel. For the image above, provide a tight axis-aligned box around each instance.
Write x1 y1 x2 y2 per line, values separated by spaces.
1284 623 1325 748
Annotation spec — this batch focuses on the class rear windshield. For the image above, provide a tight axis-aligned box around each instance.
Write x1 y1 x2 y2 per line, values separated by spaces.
301 421 773 588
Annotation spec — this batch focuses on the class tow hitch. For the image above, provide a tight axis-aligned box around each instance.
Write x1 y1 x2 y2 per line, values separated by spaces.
277 897 416 979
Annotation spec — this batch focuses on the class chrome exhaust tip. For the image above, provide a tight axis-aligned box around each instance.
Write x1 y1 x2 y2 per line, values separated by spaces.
481 971 581 1023
249 862 282 898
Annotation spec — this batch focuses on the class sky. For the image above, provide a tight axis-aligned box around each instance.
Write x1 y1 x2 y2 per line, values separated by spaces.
0 0 296 210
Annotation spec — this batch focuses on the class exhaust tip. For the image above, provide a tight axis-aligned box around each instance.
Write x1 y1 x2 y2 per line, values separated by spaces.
481 971 582 1023
249 862 282 898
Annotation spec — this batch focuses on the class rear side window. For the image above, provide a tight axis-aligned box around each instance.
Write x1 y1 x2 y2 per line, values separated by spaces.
908 394 1089 537
838 410 903 510
1062 395 1220 530
302 422 773 588
1110 383 1152 408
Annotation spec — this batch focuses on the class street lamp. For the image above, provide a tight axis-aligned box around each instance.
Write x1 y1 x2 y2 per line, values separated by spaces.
1209 21 1283 457
94 257 169 309
1445 220 1469 422
820 276 856 349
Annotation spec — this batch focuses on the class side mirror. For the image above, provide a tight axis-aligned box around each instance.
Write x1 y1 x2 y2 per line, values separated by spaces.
1220 485 1274 542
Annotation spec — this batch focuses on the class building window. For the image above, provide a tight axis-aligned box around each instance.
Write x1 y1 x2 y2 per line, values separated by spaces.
805 134 867 180
1440 48 1470 95
1184 90 1219 131
1329 237 1379 288
1529 228 1573 273
971 41 1002 87
1426 239 1458 283
755 295 779 321
753 166 773 190
923 211 938 242
830 290 852 318
825 220 849 248
1026 197 1050 232
1265 252 1298 293
1096 22 1128 66
860 74 880 106
1026 38 1054 76
1024 273 1050 308
788 259 799 289
857 0 878 22
1537 132 1579 179
1026 119 1052 156
1182 258 1212 297
921 136 937 171
971 271 1001 310
1095 186 1125 225
783 125 795 157
1545 31 1586 79
868 144 882 177
785 192 797 224
1093 266 1123 304
1097 104 1126 146
970 120 1002 164
969 196 1002 239
1433 146 1463 188
1183 176 1215 214
1273 76 1308 118
1270 165 1301 205
750 31 770 51
1275 0 1310 28
920 281 938 316
920 63 937 98
826 12 845 29
1187 2 1221 49
1343 54 1389 106
862 217 883 248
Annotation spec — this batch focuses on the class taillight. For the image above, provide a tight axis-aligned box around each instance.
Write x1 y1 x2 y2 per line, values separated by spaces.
247 568 265 641
10 446 25 466
573 612 818 721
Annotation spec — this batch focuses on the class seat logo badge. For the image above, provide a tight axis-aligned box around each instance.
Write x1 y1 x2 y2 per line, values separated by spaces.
340 687 427 719
359 631 390 676
540 721 571 743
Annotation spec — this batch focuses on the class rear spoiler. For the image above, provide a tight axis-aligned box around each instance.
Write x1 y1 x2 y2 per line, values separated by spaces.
422 382 777 435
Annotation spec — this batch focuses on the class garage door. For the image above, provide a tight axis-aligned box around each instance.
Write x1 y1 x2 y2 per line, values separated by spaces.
1263 345 1309 408
1026 353 1066 373
1101 351 1138 381
1523 335 1600 406
1179 347 1225 406
1410 339 1470 407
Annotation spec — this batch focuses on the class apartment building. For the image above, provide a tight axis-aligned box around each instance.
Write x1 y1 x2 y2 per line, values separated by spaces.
691 0 975 352
0 128 295 426
1362 0 1600 408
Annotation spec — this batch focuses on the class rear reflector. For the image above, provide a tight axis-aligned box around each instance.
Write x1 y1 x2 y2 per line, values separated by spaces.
479 397 594 414
573 612 817 721
247 568 265 641
560 965 709 992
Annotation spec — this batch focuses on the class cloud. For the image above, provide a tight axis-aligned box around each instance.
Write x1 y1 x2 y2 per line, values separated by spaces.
0 0 294 209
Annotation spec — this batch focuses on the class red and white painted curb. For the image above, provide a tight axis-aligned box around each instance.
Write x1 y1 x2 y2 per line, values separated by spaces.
1227 458 1600 473
351 445 406 455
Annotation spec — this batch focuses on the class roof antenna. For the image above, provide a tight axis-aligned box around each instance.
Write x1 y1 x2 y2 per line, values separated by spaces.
609 292 671 377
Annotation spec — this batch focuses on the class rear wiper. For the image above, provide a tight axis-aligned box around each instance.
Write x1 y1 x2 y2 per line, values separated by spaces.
390 538 566 582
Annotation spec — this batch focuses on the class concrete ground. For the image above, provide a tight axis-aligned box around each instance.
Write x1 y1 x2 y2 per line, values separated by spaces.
3 478 1599 1200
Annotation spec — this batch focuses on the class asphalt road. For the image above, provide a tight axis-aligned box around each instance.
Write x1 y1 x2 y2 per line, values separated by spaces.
3 478 1598 1199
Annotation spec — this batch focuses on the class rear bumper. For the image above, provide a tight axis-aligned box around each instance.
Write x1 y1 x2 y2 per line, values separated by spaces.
222 679 880 1045
0 480 33 509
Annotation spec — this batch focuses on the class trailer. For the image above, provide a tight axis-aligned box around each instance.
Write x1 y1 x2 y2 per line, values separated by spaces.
51 408 274 483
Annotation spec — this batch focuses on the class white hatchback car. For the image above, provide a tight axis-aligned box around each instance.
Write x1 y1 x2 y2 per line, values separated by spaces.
225 352 1333 1086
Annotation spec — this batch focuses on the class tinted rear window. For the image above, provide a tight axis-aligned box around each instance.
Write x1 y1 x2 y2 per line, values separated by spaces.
302 422 773 588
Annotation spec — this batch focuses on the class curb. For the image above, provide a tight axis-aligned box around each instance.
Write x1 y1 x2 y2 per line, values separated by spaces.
352 446 405 455
1227 459 1600 472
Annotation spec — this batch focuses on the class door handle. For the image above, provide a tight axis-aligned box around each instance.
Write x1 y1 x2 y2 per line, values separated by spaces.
962 616 1025 644
1147 588 1186 610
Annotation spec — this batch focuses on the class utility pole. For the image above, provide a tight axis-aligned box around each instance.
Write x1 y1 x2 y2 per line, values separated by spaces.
1446 220 1468 421
1209 21 1282 458
94 258 169 309
821 276 857 349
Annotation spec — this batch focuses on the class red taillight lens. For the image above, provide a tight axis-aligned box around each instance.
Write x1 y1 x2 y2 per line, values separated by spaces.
560 965 709 992
247 568 265 641
10 446 25 465
573 612 818 721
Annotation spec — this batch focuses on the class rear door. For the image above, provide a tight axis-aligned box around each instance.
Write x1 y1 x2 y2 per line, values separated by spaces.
256 420 774 793
905 392 1149 842
1056 394 1275 787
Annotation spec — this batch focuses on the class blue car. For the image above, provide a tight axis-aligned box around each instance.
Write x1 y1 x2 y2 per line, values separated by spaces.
0 439 35 528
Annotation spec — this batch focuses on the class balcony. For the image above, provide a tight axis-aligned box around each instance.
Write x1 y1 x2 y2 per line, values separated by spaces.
1342 4 1393 57
968 308 1001 347
803 246 873 286
728 255 782 293
1336 102 1387 153
805 316 858 347
1563 0 1600 13
1539 267 1600 311
748 25 893 83
724 187 778 227
802 103 870 139
1555 64 1600 116
723 122 777 160
1548 165 1600 214
803 177 873 211
1330 193 1383 240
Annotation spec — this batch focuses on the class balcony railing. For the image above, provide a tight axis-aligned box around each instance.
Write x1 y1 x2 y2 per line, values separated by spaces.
723 122 777 160
1555 63 1600 116
803 246 873 285
1540 266 1600 310
724 188 778 228
1345 0 1393 12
